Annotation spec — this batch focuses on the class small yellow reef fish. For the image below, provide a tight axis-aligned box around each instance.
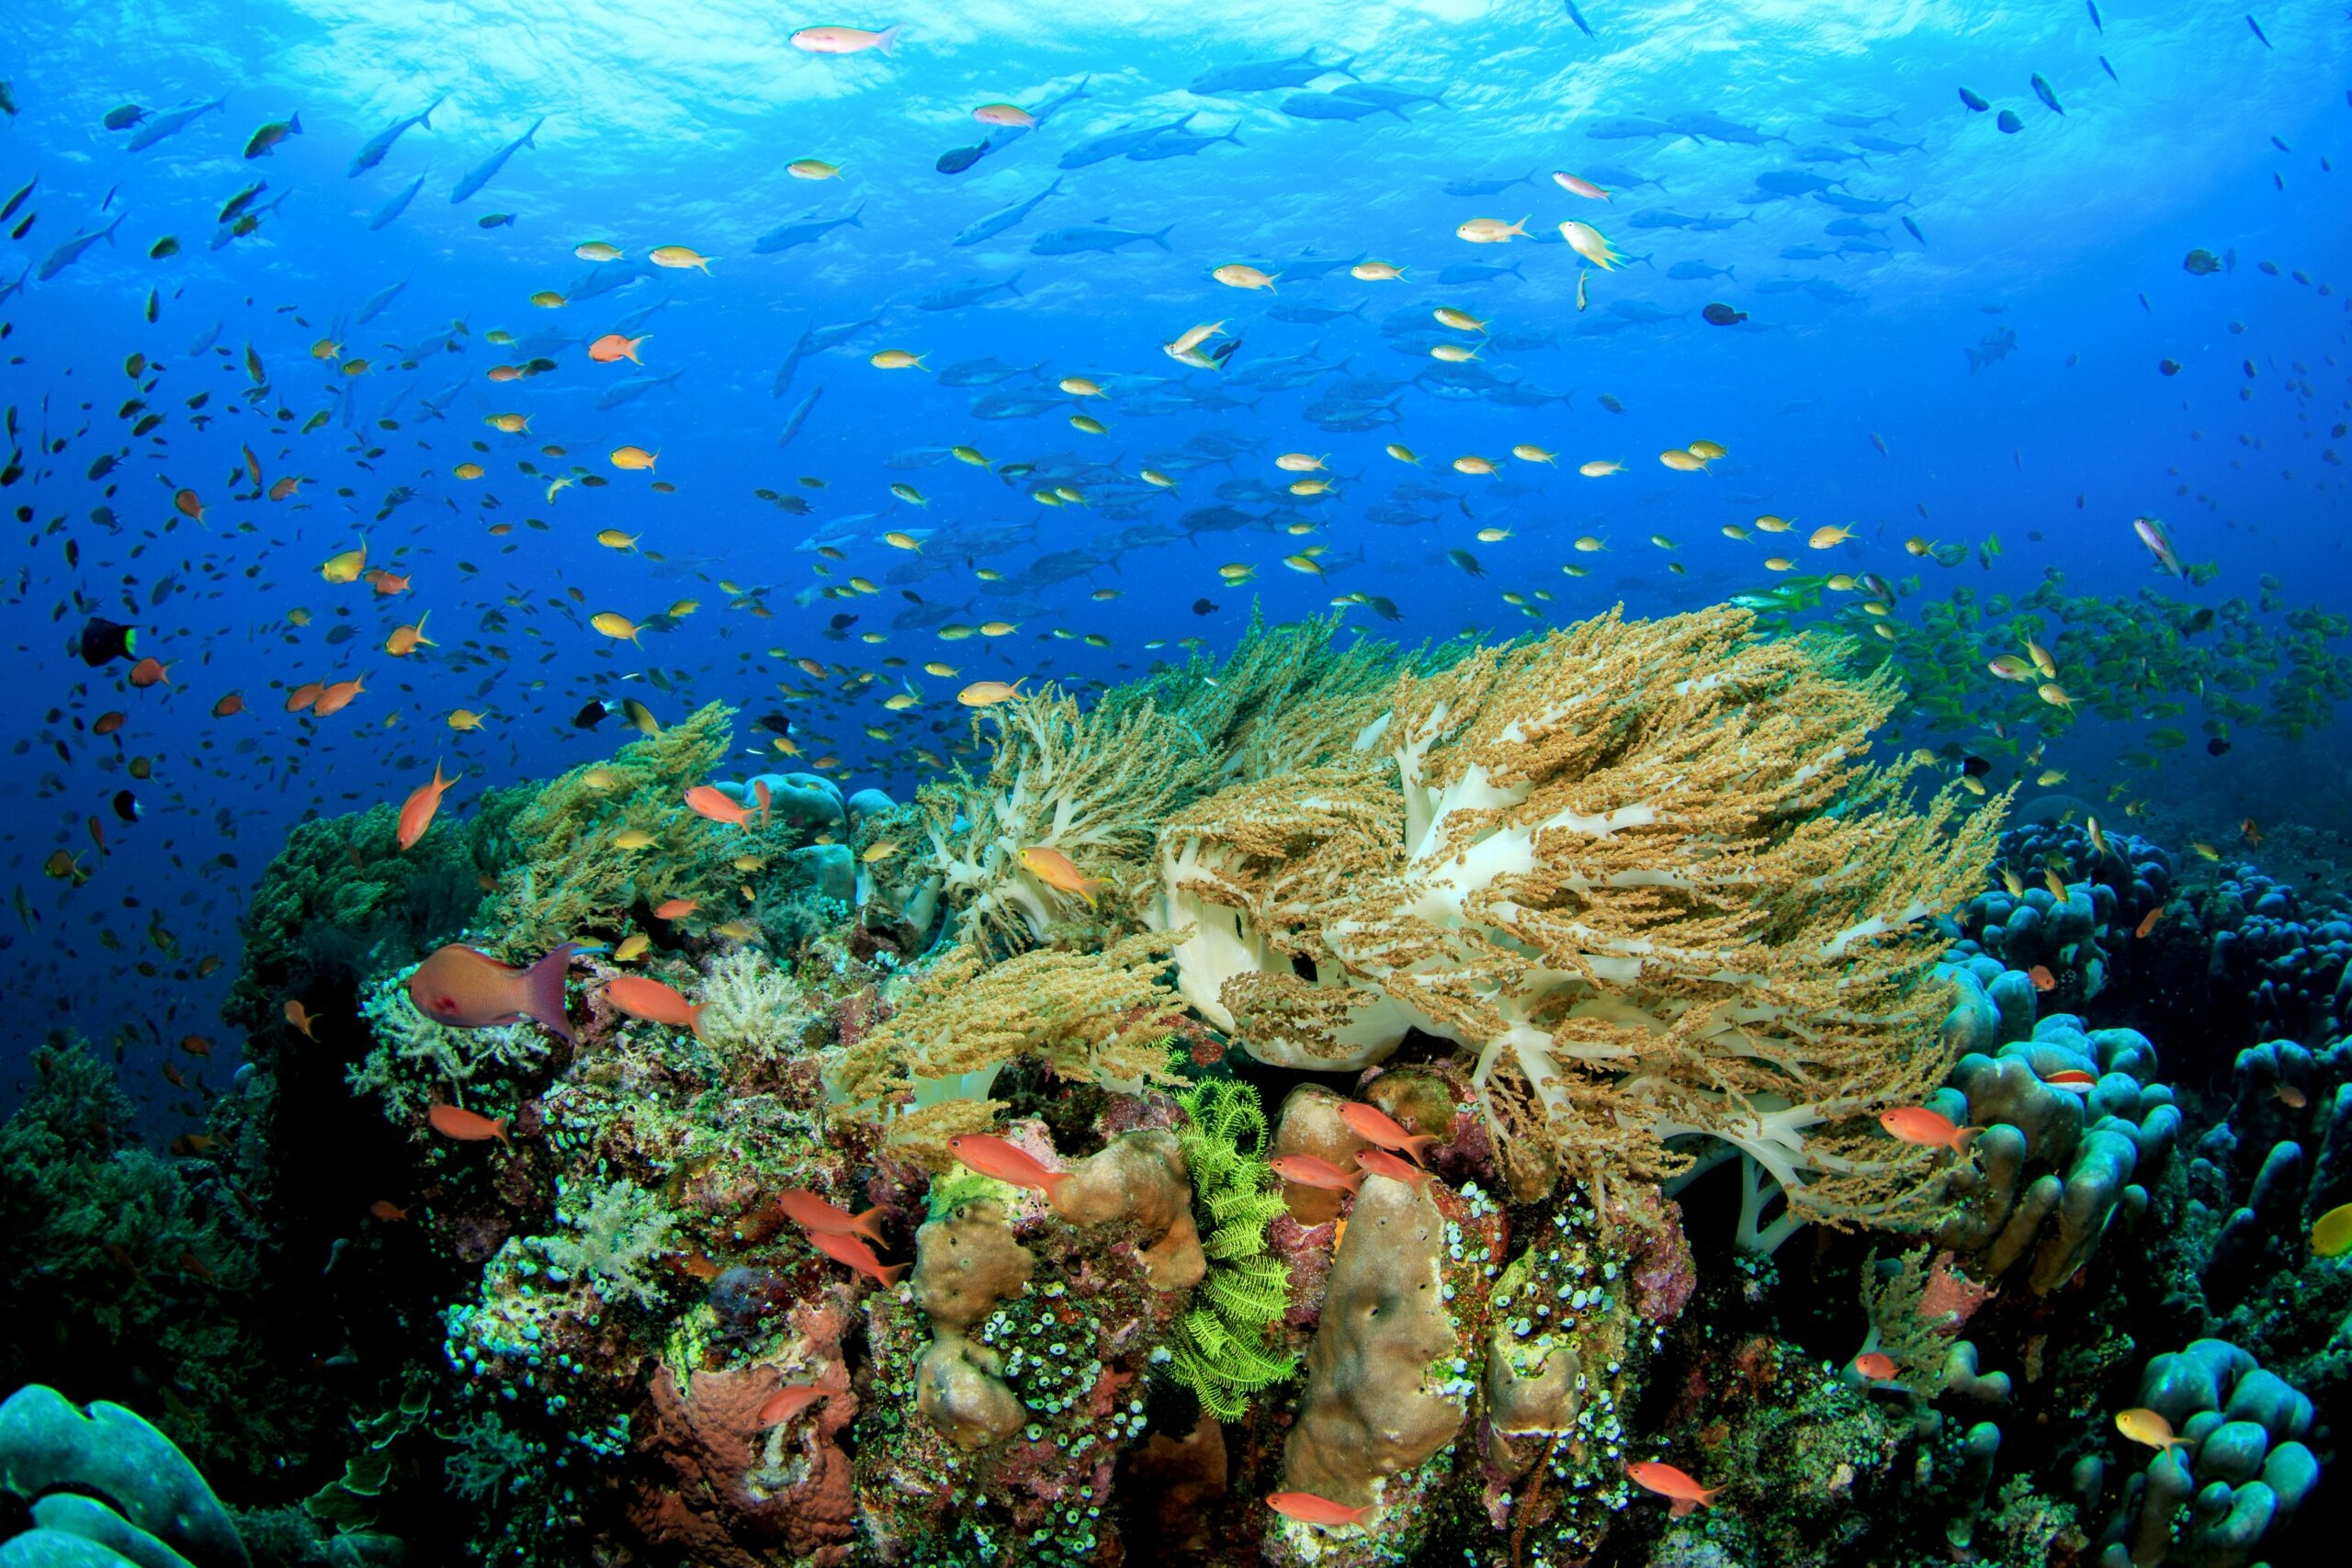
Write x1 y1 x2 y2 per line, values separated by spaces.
869 349 926 369
1578 459 1623 477
1808 525 1855 549
1453 455 1498 476
613 829 657 851
1433 307 1487 333
1385 444 1419 464
1511 445 1556 464
1276 453 1326 472
957 679 1024 706
597 530 639 551
648 244 713 272
1659 449 1707 471
1351 261 1405 280
1211 263 1278 290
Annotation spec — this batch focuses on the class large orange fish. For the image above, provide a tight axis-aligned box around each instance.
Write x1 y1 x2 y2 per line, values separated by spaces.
776 1188 888 1247
808 1230 906 1286
1626 1461 1721 1517
129 657 172 688
755 1383 827 1429
1353 1148 1435 1190
1266 1492 1372 1529
1016 845 1099 906
588 333 648 364
947 1134 1072 1204
684 784 760 829
408 942 578 1043
396 761 458 852
603 974 703 1037
313 675 367 716
1268 1155 1362 1194
1877 1107 1979 1154
427 1104 510 1147
1338 1102 1440 1166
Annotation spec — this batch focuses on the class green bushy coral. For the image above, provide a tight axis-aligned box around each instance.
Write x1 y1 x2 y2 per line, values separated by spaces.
539 1176 678 1310
1163 1077 1296 1420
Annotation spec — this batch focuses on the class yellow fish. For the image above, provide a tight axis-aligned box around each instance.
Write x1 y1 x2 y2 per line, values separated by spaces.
613 829 657 851
869 349 926 370
1577 459 1623 477
613 932 650 963
320 546 368 584
1017 844 1099 905
957 679 1025 706
591 612 643 644
610 446 658 471
2312 1201 2352 1258
648 244 713 272
2114 1409 2189 1452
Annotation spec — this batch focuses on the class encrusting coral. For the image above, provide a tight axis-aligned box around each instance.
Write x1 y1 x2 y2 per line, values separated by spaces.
1153 605 2005 1224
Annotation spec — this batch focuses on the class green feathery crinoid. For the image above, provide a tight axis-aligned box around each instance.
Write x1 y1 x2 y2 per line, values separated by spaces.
1163 1077 1296 1421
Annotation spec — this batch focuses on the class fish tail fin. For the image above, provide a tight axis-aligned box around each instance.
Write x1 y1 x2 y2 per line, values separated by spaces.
1334 53 1360 79
878 1259 910 1285
1954 1125 1984 1156
874 24 899 54
1149 224 1173 250
687 1002 706 1041
420 95 446 130
523 115 547 146
1006 270 1023 296
290 112 303 134
852 1206 888 1247
523 942 579 1043
492 1117 511 1149
849 203 865 227
1668 1498 1697 1519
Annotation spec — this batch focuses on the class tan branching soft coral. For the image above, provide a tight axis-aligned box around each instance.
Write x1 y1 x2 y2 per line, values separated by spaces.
915 683 1215 952
825 933 1186 1168
1155 605 2006 1232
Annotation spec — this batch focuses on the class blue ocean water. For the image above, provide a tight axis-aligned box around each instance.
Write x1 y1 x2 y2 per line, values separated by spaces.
6 0 2350 1089
3 7 2352 1562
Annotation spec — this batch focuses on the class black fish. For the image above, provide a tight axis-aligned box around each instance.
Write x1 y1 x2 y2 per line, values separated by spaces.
111 788 140 823
1192 598 1217 615
1958 86 1990 112
2185 607 2216 634
1702 301 1747 325
477 212 515 229
2159 358 2181 376
2206 737 2232 756
1959 754 1991 778
827 612 859 630
0 177 33 224
2099 56 2118 83
1598 393 1625 412
572 700 608 729
1996 109 2023 133
2245 14 2270 49
2086 1 2102 32
2183 249 2221 276
755 712 792 736
1902 215 1925 244
2031 74 2064 115
1563 1 1595 39
75 615 137 665
936 140 993 175
104 104 148 130
149 234 179 259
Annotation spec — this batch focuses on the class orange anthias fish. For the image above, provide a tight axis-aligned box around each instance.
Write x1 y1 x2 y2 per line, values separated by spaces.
603 975 704 1037
1353 1148 1435 1189
284 999 318 1039
1017 845 1099 906
408 942 579 1043
947 1134 1073 1204
1854 1352 1898 1382
2027 964 2057 993
684 784 761 829
1626 1461 1722 1518
777 1188 888 1247
427 1104 511 1147
1266 1492 1373 1529
2115 1407 2190 1451
396 761 459 852
808 1230 907 1286
1877 1107 1979 1154
2275 1083 2308 1111
2134 906 2165 940
129 657 172 688
1338 1101 1441 1166
1269 1155 1363 1194
756 1383 828 1429
369 1201 410 1222
652 897 698 919
588 333 648 365
285 682 324 714
312 675 367 716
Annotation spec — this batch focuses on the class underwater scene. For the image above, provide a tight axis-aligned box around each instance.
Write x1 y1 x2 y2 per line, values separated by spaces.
5 1 2352 1564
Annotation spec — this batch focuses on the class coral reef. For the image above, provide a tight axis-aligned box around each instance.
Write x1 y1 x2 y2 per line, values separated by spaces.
0 1382 250 1568
120 604 2348 1568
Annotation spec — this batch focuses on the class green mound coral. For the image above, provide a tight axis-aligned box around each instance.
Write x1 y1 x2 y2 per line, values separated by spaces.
224 785 526 1041
1163 1078 1297 1421
539 1176 679 1311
